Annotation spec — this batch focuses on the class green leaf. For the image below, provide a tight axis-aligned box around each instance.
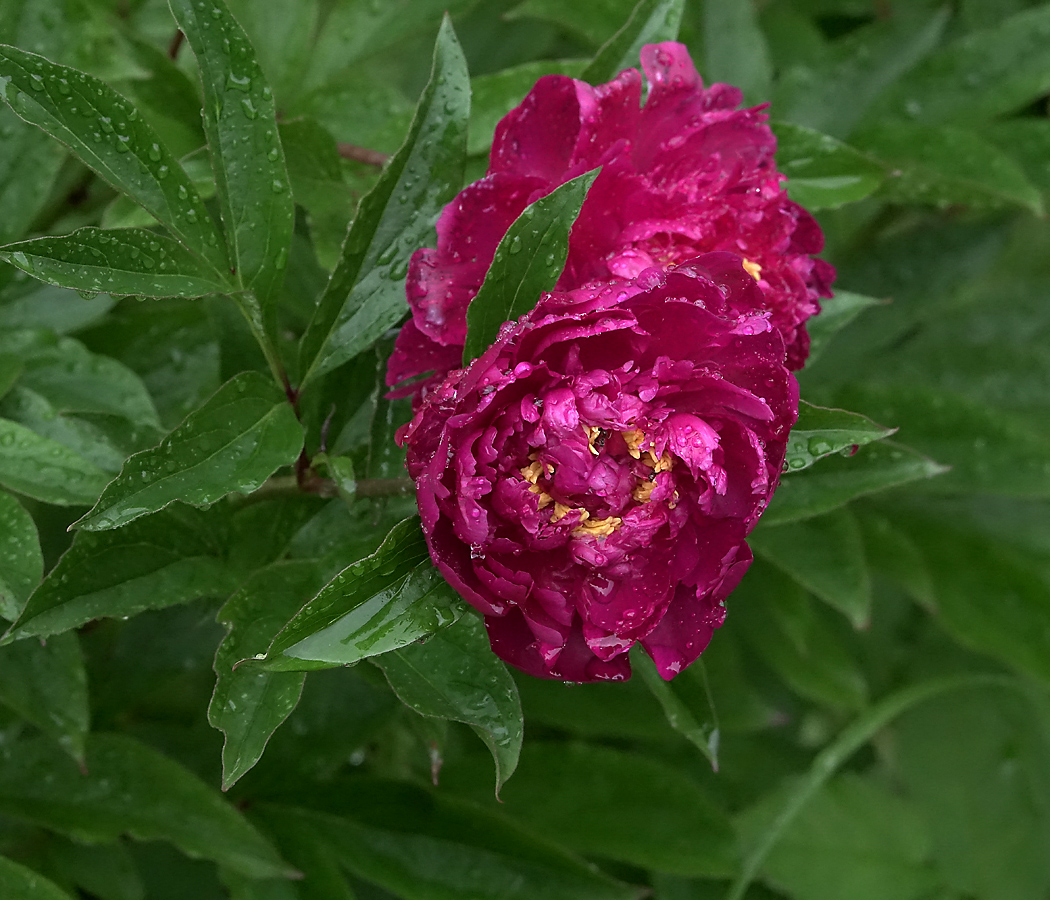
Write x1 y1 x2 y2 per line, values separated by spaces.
763 440 948 526
724 673 1019 900
837 385 1050 499
45 838 145 900
0 107 64 245
773 7 950 139
492 742 737 878
209 561 327 790
0 44 228 274
468 59 588 157
893 686 1050 900
733 561 868 710
702 0 772 104
895 516 1050 688
5 505 235 642
0 329 159 428
506 0 628 47
752 508 872 628
261 517 469 672
773 122 885 210
864 5 1050 129
633 648 719 770
74 371 303 532
462 169 599 364
0 490 41 620
169 0 294 317
0 417 111 505
737 774 937 900
804 291 884 365
251 807 356 900
374 613 523 793
0 352 22 401
0 228 232 299
0 632 88 760
857 123 1043 215
0 282 116 335
298 15 469 386
258 800 637 900
0 733 293 878
782 401 895 474
0 856 74 900
581 0 684 84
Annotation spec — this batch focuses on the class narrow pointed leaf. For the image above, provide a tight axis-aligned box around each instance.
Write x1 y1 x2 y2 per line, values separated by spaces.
0 733 293 878
581 0 684 84
0 417 111 506
75 371 303 532
462 169 599 364
764 440 948 525
0 856 74 900
375 613 523 792
773 122 886 210
633 648 719 770
752 508 873 628
5 506 235 642
209 561 327 790
0 632 88 760
298 16 469 385
169 0 294 315
782 401 895 474
0 228 231 299
0 491 41 620
0 44 228 273
261 517 469 672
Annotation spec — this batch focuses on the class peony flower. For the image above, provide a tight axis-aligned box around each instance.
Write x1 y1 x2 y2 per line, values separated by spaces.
388 42 833 402
397 254 798 682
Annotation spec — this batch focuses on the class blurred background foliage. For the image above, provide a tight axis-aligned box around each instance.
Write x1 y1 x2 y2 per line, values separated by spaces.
0 0 1049 898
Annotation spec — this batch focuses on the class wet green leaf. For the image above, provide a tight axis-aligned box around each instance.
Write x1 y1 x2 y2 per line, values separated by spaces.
0 855 74 900
581 0 684 84
0 44 228 273
261 517 469 672
0 228 232 299
298 16 469 386
506 0 628 47
5 505 235 641
375 613 522 792
0 416 111 505
782 401 894 474
170 0 294 318
764 440 948 525
0 490 41 620
0 107 64 245
865 5 1050 129
463 169 598 364
75 371 303 532
857 123 1043 215
209 561 327 790
752 508 872 628
0 281 116 335
0 632 88 760
0 733 293 878
774 122 885 210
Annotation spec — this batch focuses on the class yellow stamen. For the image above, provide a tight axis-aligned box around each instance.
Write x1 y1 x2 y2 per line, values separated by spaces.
572 516 623 538
551 502 575 523
520 460 543 484
584 425 602 456
632 480 657 503
742 258 762 281
622 428 646 459
643 449 674 473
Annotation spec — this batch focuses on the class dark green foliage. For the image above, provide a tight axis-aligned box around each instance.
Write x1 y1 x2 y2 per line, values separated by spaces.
0 0 1047 898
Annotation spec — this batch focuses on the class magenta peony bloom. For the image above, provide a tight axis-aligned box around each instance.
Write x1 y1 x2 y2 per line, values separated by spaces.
398 254 798 682
388 42 833 401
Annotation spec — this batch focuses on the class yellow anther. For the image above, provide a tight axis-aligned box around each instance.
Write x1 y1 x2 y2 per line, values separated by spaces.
632 480 657 503
551 502 575 523
622 428 646 459
520 461 544 484
572 516 623 538
742 258 762 281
